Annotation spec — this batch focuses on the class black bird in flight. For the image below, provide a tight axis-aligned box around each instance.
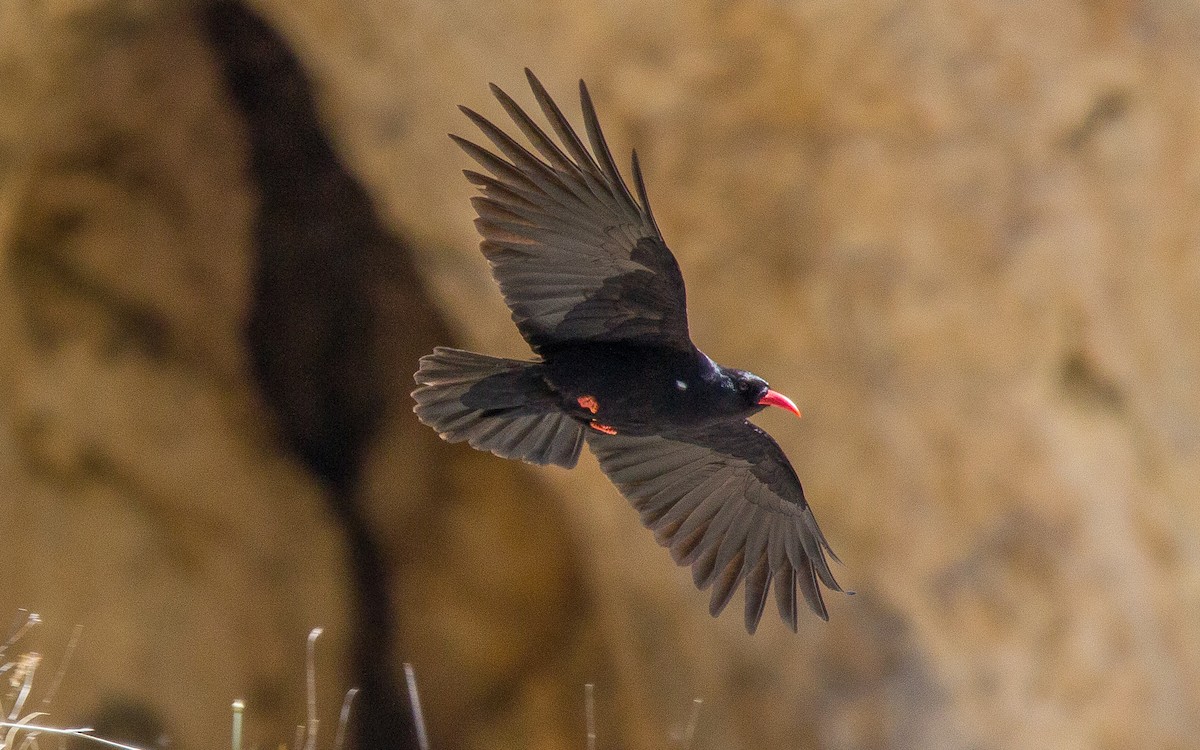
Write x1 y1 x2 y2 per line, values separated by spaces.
413 70 843 633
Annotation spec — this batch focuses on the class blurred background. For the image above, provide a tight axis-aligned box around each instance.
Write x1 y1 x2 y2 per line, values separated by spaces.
2 0 1200 748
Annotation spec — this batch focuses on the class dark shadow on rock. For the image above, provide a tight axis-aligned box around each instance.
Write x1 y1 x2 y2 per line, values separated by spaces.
202 3 452 747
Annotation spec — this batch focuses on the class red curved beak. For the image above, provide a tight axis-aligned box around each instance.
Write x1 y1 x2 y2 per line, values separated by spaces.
758 389 802 418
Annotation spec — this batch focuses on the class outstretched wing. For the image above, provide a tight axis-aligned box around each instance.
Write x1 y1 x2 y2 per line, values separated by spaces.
453 69 691 353
586 421 843 633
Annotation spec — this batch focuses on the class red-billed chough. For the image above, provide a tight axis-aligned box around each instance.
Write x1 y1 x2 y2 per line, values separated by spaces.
413 70 844 633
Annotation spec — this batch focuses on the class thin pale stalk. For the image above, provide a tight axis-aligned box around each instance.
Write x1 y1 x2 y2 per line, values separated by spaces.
0 614 39 663
584 683 595 750
333 688 358 750
403 664 429 750
682 698 703 749
8 655 40 721
0 722 146 750
230 699 244 750
303 628 322 750
40 625 83 708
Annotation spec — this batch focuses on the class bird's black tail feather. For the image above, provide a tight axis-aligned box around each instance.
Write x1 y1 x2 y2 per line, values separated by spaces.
412 347 585 468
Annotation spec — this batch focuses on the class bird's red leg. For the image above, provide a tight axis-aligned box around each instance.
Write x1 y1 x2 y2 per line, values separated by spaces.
575 395 616 433
588 421 618 435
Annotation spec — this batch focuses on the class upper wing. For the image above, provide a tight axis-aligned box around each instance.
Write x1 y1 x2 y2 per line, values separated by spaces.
452 69 691 353
586 421 843 633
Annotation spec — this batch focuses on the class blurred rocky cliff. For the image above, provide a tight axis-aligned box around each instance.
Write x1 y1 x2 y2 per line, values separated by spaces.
2 0 1199 748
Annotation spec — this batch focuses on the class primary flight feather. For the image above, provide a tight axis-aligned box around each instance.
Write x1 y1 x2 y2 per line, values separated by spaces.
413 70 843 633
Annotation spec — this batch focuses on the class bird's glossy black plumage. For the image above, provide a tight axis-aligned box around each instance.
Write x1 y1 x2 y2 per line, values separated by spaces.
413 70 843 632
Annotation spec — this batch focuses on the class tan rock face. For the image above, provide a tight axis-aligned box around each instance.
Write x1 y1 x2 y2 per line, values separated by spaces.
0 3 351 746
0 1 611 748
4 0 1200 748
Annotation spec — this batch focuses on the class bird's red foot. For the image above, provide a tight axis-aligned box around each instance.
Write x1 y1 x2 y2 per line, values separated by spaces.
577 395 599 414
589 420 618 435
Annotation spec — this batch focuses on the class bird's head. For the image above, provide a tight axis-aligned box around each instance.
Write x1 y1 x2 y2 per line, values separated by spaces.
726 369 802 419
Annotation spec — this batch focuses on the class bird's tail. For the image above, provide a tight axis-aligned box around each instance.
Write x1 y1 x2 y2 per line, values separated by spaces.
412 347 585 468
